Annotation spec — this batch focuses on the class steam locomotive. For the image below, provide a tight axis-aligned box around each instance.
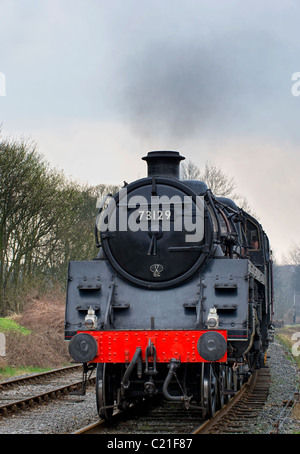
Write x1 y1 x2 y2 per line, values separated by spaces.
65 151 273 420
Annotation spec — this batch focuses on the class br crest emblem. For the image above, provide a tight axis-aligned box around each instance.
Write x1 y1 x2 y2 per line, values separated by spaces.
150 264 164 278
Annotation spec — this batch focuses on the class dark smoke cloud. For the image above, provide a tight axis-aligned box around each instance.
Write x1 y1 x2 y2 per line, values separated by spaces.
116 28 297 141
119 40 233 137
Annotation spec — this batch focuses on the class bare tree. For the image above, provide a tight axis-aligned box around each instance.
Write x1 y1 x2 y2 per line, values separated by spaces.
200 161 236 197
181 159 255 216
180 160 201 180
283 242 300 265
181 159 236 196
0 135 121 314
0 137 68 312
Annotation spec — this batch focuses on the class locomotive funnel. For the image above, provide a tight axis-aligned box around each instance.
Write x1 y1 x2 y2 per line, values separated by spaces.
142 151 185 179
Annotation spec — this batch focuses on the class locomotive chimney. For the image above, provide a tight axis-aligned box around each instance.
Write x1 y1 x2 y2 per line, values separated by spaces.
142 151 185 179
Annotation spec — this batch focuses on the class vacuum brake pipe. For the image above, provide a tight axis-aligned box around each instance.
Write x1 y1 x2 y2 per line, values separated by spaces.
121 347 142 389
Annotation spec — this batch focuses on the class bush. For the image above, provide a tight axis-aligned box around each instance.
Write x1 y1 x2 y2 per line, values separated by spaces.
4 289 71 369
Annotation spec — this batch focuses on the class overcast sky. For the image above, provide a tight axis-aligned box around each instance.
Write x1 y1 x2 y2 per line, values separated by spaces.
1 0 300 263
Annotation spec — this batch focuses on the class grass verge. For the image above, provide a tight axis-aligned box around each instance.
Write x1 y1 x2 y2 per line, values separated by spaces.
0 317 31 335
0 366 50 380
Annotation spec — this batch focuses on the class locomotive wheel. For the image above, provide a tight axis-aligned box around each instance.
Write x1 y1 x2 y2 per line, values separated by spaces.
96 363 115 422
235 365 243 390
216 364 226 409
203 363 217 418
225 365 237 402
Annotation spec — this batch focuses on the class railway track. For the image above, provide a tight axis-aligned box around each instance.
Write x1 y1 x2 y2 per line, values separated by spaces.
73 400 204 434
195 367 271 434
0 365 96 418
0 340 296 434
0 365 80 389
73 366 271 435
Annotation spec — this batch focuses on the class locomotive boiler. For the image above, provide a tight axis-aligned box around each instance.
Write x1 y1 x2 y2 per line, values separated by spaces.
65 151 273 420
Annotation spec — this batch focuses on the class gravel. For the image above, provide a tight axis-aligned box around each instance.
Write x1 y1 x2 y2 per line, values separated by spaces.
254 341 300 434
0 340 299 434
0 379 100 434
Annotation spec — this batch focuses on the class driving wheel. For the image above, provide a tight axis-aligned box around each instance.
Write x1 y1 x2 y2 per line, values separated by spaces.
203 363 217 418
96 363 115 422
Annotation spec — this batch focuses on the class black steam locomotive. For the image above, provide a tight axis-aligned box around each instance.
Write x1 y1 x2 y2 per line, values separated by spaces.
65 151 273 420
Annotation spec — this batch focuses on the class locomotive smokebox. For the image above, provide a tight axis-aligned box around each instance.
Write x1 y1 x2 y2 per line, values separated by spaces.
142 151 185 179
